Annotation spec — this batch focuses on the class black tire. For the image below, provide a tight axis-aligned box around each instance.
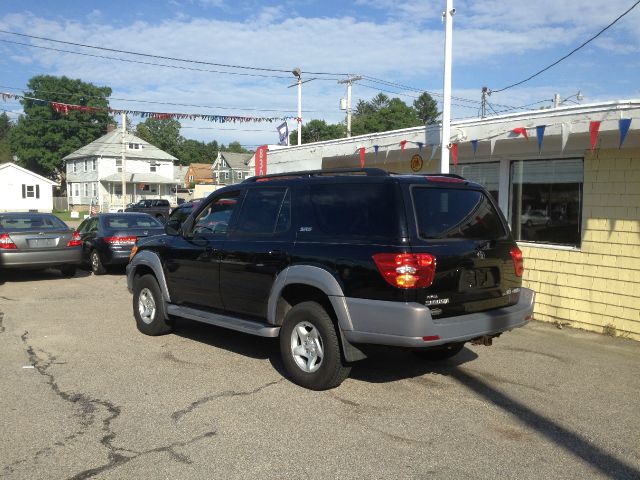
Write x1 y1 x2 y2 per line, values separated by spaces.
413 342 465 361
279 301 351 390
133 274 173 336
60 265 77 278
90 249 106 275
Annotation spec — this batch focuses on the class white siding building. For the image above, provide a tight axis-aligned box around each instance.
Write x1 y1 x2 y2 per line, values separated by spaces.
64 129 178 212
0 162 57 212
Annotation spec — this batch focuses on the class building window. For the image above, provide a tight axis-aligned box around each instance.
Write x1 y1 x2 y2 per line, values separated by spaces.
128 143 141 150
84 160 88 172
237 172 243 180
92 182 98 197
189 175 193 182
509 158 583 247
23 185 36 198
224 172 229 180
92 159 97 171
74 183 80 197
453 162 499 202
73 161 77 173
83 183 89 197
150 163 157 172
116 159 122 173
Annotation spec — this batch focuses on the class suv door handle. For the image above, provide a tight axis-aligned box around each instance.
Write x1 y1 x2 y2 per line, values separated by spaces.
205 246 219 255
268 250 287 259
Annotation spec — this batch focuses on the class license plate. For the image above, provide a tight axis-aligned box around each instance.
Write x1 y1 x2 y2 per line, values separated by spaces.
27 238 57 248
459 268 498 291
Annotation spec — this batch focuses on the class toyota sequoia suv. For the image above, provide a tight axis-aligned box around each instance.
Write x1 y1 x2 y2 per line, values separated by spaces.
127 168 534 390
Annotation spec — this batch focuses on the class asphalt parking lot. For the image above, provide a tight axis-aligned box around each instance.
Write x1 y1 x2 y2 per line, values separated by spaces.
1 268 639 480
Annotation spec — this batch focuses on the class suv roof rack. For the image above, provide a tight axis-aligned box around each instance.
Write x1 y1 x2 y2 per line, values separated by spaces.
243 167 390 183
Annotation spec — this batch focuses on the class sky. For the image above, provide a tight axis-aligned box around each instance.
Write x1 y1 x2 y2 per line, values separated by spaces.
1 0 639 149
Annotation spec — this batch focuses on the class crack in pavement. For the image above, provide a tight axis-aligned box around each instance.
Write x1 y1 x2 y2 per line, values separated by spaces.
171 379 283 422
0 296 17 301
0 311 4 333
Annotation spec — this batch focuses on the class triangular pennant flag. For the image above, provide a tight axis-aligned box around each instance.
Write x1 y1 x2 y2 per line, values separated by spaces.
430 145 438 160
400 140 408 151
512 127 529 140
561 123 570 152
490 138 496 157
416 142 424 151
451 143 458 166
589 121 601 151
471 140 478 158
536 125 546 153
359 147 366 168
619 118 632 148
374 145 379 154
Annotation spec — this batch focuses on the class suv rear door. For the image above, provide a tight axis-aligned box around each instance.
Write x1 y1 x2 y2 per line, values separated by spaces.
218 185 293 319
405 182 521 317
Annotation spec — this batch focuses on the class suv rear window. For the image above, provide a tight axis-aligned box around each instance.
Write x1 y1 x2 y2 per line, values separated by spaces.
412 187 506 240
301 183 399 241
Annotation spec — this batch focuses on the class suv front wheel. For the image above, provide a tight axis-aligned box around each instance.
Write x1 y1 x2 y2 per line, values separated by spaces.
133 274 173 336
279 301 351 390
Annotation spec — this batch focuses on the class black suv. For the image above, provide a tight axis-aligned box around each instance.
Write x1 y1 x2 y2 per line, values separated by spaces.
127 168 534 390
125 199 171 221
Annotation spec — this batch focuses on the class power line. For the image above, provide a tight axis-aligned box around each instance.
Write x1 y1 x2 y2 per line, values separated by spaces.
491 0 640 93
0 29 353 78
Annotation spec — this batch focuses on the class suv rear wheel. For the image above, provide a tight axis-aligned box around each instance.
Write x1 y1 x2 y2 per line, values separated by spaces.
279 301 351 390
133 274 173 336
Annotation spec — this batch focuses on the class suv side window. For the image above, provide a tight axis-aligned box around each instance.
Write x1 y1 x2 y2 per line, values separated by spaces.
192 192 240 235
234 187 289 236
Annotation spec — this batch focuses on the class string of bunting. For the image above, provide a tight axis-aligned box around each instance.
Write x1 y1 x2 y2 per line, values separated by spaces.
352 115 635 167
1 92 295 124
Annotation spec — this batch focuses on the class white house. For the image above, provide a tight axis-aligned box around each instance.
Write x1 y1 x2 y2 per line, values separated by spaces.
64 127 179 212
0 162 57 212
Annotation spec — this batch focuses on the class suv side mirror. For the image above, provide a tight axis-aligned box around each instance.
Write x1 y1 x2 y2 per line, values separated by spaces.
165 218 181 236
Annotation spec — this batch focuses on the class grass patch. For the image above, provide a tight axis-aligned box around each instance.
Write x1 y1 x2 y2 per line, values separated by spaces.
602 323 617 337
53 211 88 222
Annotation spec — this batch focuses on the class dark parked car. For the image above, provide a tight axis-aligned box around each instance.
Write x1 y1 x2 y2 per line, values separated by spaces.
77 213 164 275
124 199 171 221
0 212 81 277
166 198 205 230
127 168 535 390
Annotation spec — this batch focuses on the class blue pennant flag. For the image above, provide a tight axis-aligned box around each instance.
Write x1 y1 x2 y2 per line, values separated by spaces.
374 145 379 154
416 142 424 151
619 118 632 148
471 140 478 156
536 125 546 153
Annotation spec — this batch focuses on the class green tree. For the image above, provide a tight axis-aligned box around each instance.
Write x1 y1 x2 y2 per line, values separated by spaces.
413 92 439 124
352 95 422 135
135 118 183 159
222 141 250 154
0 112 13 163
10 75 112 179
289 119 345 144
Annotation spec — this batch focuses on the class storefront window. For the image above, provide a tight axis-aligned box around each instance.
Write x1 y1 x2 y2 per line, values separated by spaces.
451 162 499 202
510 158 583 247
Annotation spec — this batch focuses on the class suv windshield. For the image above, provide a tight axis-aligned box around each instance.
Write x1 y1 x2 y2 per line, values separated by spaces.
412 187 506 240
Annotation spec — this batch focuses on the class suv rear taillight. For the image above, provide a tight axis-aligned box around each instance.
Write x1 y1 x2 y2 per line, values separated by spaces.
373 253 436 289
104 236 137 245
510 247 524 277
0 233 17 250
66 231 81 247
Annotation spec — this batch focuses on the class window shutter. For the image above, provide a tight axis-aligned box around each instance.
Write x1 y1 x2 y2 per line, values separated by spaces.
22 184 26 198
36 185 40 199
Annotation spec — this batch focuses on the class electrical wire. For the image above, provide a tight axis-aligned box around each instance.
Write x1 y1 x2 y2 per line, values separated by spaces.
491 0 640 93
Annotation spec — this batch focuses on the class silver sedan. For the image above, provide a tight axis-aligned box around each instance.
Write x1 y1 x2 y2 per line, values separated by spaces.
0 212 82 277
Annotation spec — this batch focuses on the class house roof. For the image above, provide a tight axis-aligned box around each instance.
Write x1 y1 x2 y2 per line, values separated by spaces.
173 165 188 181
187 163 213 178
215 152 253 170
0 162 58 185
63 130 178 162
102 172 178 184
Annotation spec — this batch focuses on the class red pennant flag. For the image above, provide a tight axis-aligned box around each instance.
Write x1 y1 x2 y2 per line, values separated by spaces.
590 121 601 151
359 147 365 168
451 143 458 166
400 140 407 151
512 127 529 140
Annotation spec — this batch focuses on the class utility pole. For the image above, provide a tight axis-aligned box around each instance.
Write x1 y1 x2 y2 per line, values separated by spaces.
440 0 455 174
480 86 489 119
292 67 302 146
121 112 127 210
338 75 363 138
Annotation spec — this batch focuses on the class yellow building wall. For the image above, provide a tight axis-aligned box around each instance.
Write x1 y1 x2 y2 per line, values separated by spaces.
521 148 640 340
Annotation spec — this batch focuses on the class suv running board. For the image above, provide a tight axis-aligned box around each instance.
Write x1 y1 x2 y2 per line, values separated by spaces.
167 304 280 338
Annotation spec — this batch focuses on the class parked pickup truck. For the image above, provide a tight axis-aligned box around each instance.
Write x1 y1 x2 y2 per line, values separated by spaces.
124 199 171 222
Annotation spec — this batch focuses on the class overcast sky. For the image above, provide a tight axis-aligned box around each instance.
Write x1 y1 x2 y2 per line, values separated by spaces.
1 0 639 148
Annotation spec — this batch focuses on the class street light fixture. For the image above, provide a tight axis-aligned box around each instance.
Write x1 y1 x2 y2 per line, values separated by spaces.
288 67 315 146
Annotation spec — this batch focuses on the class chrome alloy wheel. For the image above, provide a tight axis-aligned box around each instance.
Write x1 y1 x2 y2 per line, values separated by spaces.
290 321 324 373
91 252 100 270
138 287 157 325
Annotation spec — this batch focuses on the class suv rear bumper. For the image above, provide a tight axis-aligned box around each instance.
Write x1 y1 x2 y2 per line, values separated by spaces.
342 288 535 348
